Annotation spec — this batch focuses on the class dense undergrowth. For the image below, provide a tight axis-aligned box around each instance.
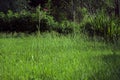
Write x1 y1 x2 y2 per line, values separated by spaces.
0 10 78 34
0 8 120 42
81 11 120 42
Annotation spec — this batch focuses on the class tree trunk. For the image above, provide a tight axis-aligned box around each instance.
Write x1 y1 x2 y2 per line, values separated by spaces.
119 0 120 17
71 0 76 22
115 0 120 17
73 10 76 22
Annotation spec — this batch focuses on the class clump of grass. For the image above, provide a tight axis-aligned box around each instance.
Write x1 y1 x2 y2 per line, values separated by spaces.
80 10 120 42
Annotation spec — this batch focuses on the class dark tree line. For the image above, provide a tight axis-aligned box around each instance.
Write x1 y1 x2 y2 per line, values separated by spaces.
0 0 119 21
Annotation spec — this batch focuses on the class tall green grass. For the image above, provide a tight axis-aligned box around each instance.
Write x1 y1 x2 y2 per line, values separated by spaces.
0 33 120 80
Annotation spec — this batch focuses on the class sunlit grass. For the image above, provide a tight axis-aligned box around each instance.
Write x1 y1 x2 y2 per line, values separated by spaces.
0 33 120 80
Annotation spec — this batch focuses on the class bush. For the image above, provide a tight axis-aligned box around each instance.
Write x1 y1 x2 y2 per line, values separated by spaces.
0 9 80 34
0 10 56 33
80 11 120 42
53 20 80 34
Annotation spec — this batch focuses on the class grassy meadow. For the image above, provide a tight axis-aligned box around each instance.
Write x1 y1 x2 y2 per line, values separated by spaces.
0 33 120 80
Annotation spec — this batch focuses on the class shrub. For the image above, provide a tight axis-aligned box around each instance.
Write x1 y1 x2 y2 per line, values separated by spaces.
80 11 120 42
53 20 80 34
0 9 80 35
0 9 56 33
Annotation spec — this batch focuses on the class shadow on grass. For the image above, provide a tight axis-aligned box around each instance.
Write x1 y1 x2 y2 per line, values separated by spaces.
89 54 120 80
28 73 54 80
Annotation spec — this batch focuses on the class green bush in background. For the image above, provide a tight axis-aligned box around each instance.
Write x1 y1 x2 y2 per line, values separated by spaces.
0 9 78 34
0 9 47 32
80 11 120 42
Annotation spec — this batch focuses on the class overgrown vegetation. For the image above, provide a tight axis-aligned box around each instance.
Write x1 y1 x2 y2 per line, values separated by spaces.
0 0 120 80
0 9 119 41
0 9 79 34
81 10 120 42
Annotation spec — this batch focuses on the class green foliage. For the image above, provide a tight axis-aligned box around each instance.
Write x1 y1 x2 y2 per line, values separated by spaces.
81 11 120 42
0 9 55 33
52 20 80 34
0 9 80 34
